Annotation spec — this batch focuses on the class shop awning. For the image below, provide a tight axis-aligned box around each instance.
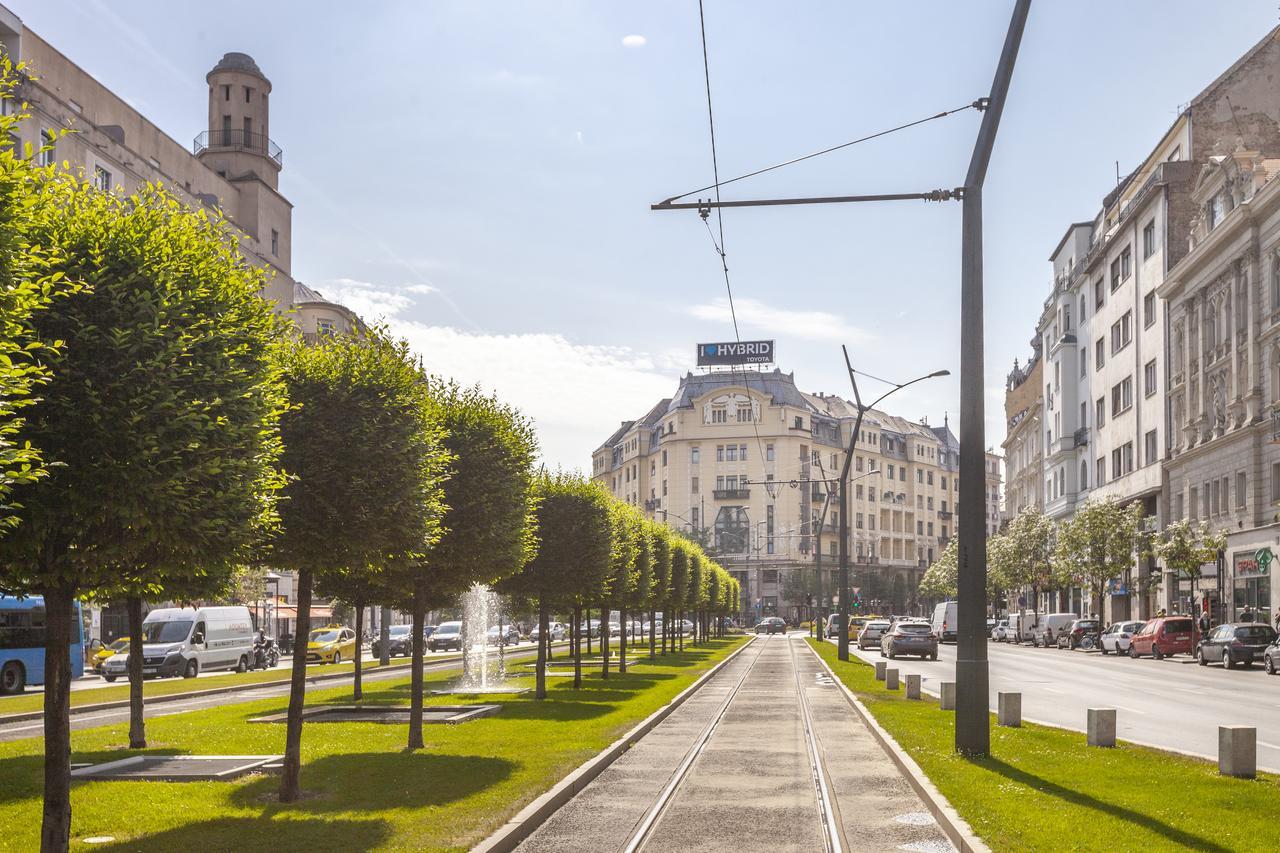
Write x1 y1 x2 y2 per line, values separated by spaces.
272 604 333 620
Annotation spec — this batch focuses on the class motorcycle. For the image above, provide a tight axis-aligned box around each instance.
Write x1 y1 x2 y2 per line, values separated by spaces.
250 636 279 670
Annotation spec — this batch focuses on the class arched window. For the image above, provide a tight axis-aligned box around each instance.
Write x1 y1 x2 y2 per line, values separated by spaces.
1079 460 1088 490
1271 254 1280 314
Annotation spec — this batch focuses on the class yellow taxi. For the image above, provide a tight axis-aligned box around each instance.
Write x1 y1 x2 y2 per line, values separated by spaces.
305 625 358 664
92 638 128 673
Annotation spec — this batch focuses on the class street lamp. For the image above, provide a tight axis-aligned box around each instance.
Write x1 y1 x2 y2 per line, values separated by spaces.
835 355 949 665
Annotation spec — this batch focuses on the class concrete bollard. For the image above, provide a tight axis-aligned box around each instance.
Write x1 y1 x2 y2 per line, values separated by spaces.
998 692 1021 728
1219 726 1256 779
874 661 887 681
1087 708 1116 747
939 681 956 710
905 674 921 700
885 668 899 690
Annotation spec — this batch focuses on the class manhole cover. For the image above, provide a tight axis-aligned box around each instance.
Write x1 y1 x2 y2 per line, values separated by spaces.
249 704 502 725
71 755 283 782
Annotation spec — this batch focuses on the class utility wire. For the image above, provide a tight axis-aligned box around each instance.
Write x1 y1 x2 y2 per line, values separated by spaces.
662 99 984 205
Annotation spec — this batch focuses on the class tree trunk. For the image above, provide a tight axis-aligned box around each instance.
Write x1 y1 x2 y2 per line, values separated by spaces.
126 595 146 749
536 597 548 699
586 605 593 656
619 605 628 674
600 601 610 679
408 585 427 749
353 600 364 701
573 604 582 690
379 606 391 666
679 610 684 652
40 585 74 853
279 567 312 802
648 608 656 661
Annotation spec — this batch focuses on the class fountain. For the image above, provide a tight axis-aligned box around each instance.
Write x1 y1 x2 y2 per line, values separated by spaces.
432 583 528 695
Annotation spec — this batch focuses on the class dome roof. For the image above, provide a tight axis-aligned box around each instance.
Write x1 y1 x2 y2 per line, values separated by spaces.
208 52 268 83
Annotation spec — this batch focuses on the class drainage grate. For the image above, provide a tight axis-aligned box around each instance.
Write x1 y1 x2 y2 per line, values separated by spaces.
71 755 283 782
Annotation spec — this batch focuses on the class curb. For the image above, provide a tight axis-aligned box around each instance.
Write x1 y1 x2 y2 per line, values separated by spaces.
471 636 756 853
807 644 990 853
0 642 568 726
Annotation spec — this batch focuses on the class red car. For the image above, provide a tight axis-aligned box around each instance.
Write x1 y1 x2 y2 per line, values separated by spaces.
1128 616 1197 659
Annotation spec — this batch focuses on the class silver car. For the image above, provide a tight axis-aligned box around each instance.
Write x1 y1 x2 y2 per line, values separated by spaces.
856 620 891 650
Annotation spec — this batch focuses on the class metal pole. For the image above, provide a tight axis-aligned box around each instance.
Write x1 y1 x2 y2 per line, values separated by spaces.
955 0 1031 758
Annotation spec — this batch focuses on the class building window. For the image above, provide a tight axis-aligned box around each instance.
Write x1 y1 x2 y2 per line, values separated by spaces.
662 450 668 467
1143 291 1155 328
270 229 279 257
245 86 253 103
1080 459 1088 489
1121 245 1131 280
316 318 337 337
37 128 56 167
691 447 700 464
736 404 753 422
1236 471 1247 509
1095 337 1105 370
856 512 863 529
1096 456 1106 486
740 444 748 460
662 479 668 496
1144 429 1157 466
1189 485 1199 520
1095 278 1104 308
691 476 699 494
1110 311 1132 354
716 445 724 462
927 471 934 485
1110 257 1122 292
1096 396 1105 427
711 408 727 423
1144 360 1156 397
93 165 113 191
1142 220 1156 259
1111 377 1132 417
764 444 774 462
223 84 231 101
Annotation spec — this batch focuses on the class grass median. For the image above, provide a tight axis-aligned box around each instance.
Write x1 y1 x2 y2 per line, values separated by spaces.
808 638 1278 852
0 636 746 851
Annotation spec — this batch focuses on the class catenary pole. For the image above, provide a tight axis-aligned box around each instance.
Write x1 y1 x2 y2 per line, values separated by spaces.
955 0 1031 758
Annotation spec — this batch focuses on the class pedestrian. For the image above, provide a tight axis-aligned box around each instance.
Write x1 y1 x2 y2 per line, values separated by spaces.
1198 610 1211 635
1241 605 1255 623
1157 607 1167 618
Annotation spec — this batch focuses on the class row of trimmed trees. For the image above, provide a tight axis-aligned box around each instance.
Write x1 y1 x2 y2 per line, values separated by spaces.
919 500 1225 624
501 473 740 698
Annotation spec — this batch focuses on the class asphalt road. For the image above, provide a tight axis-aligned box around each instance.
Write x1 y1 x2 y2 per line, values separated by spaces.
0 645 544 743
834 635 1280 772
516 634 953 852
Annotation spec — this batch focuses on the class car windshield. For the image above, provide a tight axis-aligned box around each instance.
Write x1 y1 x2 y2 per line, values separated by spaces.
1236 626 1276 640
897 623 931 634
389 626 411 637
436 623 461 635
141 620 192 644
310 630 341 643
1124 622 1145 631
1164 619 1194 632
867 622 890 629
108 639 128 651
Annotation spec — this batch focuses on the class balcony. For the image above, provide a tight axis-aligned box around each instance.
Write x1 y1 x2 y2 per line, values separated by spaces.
194 129 283 166
1073 427 1089 448
713 488 750 500
938 510 954 520
811 490 827 503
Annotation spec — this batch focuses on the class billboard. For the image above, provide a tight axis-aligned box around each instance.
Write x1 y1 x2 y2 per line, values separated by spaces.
696 340 775 366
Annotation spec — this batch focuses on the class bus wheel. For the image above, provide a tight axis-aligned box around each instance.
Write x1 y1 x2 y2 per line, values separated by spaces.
0 661 24 695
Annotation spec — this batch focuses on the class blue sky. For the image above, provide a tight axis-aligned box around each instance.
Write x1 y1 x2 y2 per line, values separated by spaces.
14 0 1280 470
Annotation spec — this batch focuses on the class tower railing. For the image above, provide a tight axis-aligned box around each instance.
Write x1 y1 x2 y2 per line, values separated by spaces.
194 130 283 166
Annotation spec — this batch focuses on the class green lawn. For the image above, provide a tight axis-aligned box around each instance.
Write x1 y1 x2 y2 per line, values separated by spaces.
0 637 746 851
808 639 1279 852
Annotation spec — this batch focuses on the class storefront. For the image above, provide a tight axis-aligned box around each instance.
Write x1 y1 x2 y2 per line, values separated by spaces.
1231 548 1272 626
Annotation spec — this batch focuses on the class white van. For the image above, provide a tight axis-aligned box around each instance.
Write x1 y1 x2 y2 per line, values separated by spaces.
1008 611 1039 643
101 606 255 681
1035 613 1079 647
930 601 958 643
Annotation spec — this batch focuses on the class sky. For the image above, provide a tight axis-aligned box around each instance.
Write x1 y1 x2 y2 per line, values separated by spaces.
12 0 1280 471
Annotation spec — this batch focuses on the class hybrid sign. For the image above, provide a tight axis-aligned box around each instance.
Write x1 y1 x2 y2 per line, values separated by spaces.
696 340 776 366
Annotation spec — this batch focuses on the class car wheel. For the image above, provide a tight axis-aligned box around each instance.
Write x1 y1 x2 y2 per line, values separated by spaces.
1196 648 1207 666
1128 645 1139 659
1266 654 1277 675
236 656 248 673
103 674 117 683
1100 643 1110 655
1152 645 1163 660
1 661 25 695
1226 651 1237 670
333 652 342 666
888 650 897 660
184 659 199 679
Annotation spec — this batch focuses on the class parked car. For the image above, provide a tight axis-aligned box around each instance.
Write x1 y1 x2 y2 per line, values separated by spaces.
92 638 128 674
880 621 939 660
755 617 787 635
1034 613 1078 647
485 624 521 646
1265 638 1280 675
1197 623 1278 668
1099 620 1145 655
426 621 463 652
371 624 415 658
856 620 891 650
990 620 1009 642
530 621 567 643
1008 611 1041 644
101 605 256 680
1055 618 1101 650
930 601 958 643
1128 615 1197 659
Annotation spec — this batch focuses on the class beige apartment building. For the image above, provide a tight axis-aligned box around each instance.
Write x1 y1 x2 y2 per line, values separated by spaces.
592 367 999 622
0 5 362 641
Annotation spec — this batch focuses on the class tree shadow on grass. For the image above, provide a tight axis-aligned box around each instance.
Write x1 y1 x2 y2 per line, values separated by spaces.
483 699 620 723
229 751 515 813
974 756 1231 852
0 746 195 807
97 816 391 851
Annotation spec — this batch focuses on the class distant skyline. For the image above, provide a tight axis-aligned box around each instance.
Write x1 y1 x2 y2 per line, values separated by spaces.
13 0 1280 470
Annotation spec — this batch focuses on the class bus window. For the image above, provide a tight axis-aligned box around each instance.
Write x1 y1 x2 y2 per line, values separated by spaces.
0 596 85 695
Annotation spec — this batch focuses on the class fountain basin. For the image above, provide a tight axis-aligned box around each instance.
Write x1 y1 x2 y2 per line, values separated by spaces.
428 684 530 695
249 704 502 724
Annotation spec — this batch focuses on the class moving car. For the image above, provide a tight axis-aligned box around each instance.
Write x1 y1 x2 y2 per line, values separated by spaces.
1099 620 1145 655
92 638 128 674
530 622 566 643
755 617 787 635
1128 615 1197 659
930 601 958 643
1034 613 1078 648
1196 623 1278 669
1055 618 1101 650
880 621 938 660
306 625 358 664
426 621 463 652
101 605 255 680
371 624 415 658
1266 638 1280 675
990 620 1009 642
485 624 521 646
856 620 891 650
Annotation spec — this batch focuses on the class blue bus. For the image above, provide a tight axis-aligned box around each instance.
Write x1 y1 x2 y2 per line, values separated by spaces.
0 595 85 695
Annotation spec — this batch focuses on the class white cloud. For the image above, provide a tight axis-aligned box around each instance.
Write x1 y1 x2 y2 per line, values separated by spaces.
319 278 416 322
685 297 872 343
405 284 439 295
621 34 647 48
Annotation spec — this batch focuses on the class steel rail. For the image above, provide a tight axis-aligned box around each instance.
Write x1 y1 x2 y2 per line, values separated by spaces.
788 637 848 853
